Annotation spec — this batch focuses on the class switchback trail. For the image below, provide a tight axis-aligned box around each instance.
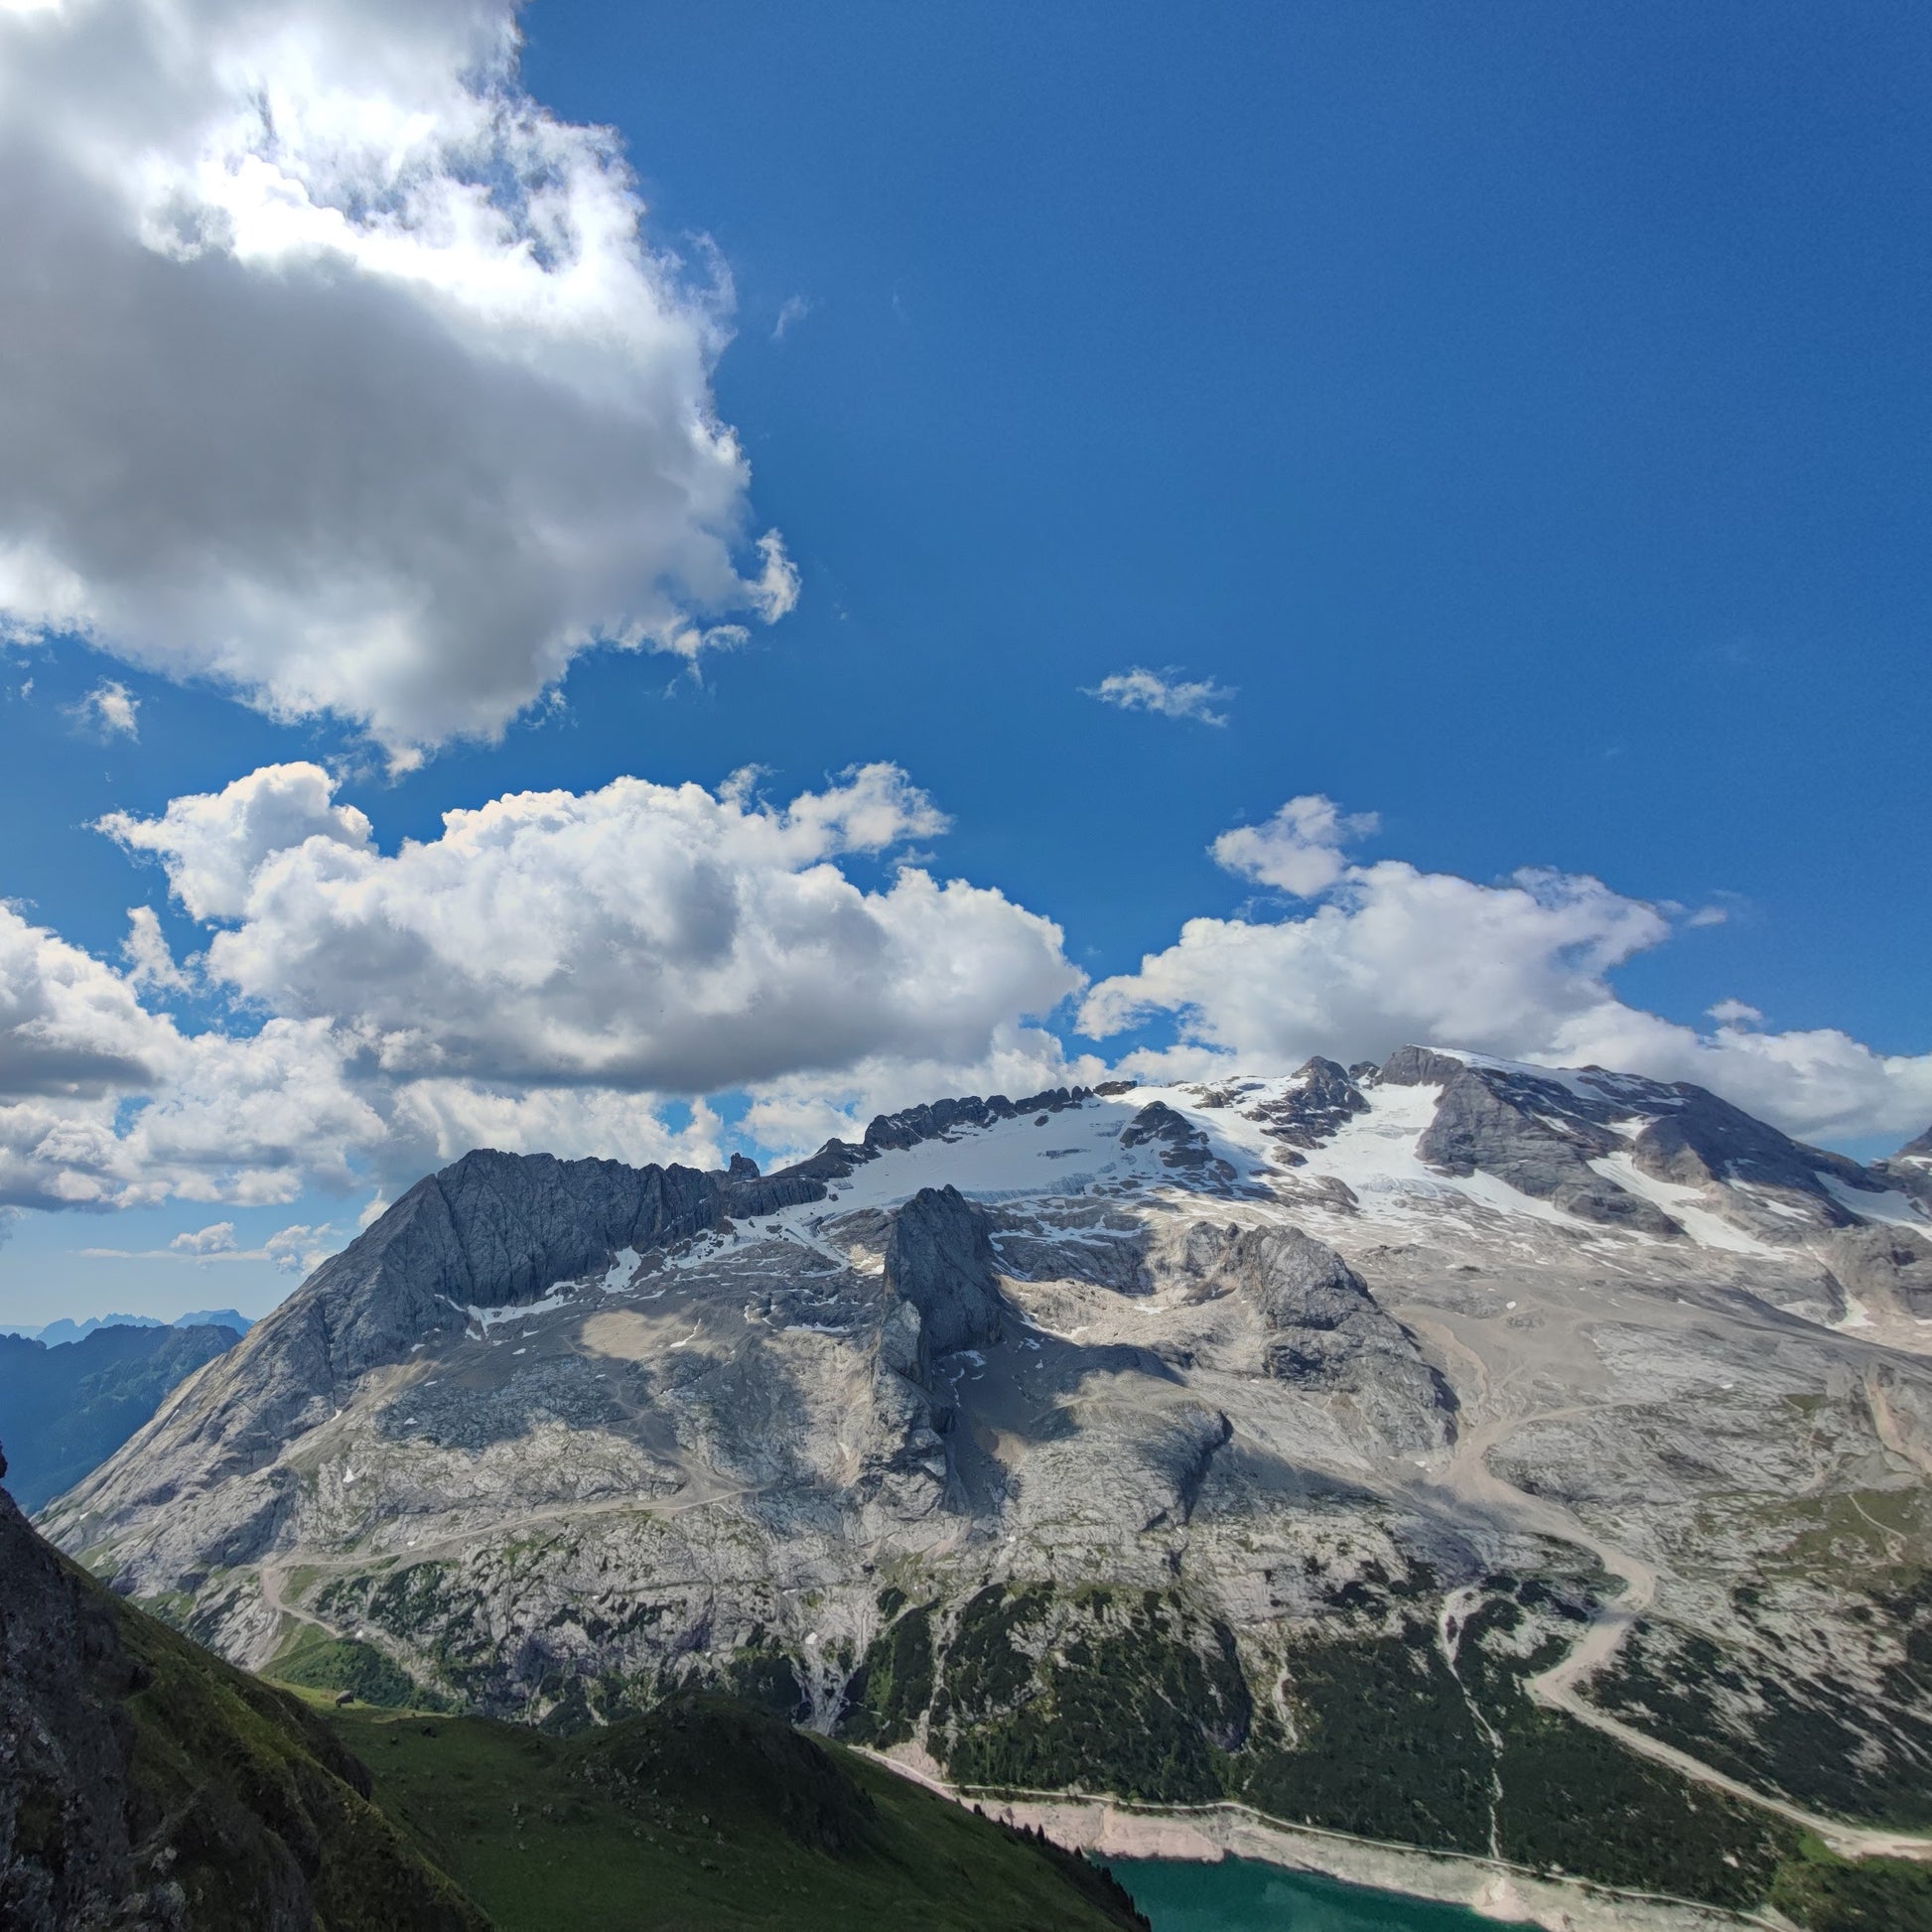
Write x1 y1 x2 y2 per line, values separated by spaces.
1403 1310 1932 1863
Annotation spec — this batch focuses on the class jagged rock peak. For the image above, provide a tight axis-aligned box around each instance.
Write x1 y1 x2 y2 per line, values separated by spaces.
1359 1043 1894 1239
1121 1101 1242 1188
862 1086 1091 1153
1240 1055 1368 1157
884 1185 1006 1366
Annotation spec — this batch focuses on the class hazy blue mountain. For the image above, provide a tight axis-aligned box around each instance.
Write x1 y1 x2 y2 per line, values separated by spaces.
172 1308 253 1334
32 1313 165 1348
0 1321 239 1512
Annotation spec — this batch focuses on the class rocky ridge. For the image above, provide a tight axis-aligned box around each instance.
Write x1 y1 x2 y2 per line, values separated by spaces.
40 1049 1932 1914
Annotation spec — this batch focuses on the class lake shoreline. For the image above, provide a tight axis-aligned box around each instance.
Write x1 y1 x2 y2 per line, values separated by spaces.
857 1749 1785 1932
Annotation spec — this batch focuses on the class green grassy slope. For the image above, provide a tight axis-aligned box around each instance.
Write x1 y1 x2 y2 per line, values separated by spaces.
315 1689 1148 1932
6 1472 1147 1931
0 1481 488 1931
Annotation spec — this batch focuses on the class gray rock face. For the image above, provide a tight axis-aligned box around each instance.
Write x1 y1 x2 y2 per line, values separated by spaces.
71 1138 878 1518
54 1153 733 1509
1172 1222 1456 1451
991 1201 1152 1295
1385 1053 1683 1237
1374 1046 1901 1247
1822 1224 1932 1319
884 1186 1006 1367
1245 1056 1368 1156
1876 1128 1932 1212
1627 1088 1869 1232
1119 1101 1240 1187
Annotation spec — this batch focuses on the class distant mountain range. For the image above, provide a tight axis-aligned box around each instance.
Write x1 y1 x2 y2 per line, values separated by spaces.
2 1308 253 1347
0 1320 243 1512
36 1046 1932 1924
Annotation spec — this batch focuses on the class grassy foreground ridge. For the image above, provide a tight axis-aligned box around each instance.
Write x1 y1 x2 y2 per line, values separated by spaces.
0 1477 1145 1930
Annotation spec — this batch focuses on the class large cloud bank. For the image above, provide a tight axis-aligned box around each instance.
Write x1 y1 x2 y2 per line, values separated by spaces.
0 0 793 760
1082 795 1932 1145
0 762 1083 1211
102 761 1080 1095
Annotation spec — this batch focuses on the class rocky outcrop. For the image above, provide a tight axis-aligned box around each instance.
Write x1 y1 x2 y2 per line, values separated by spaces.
1119 1102 1239 1187
1876 1127 1932 1212
1173 1222 1456 1451
1628 1087 1873 1232
859 1188 1011 1522
884 1186 1007 1368
1821 1224 1932 1319
1374 1046 1901 1246
863 1088 1090 1154
1246 1056 1368 1156
1380 1050 1684 1237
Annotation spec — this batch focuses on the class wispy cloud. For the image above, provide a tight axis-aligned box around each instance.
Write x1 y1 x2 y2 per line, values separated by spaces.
69 679 139 738
1086 666 1232 727
772 294 813 342
85 1221 339 1274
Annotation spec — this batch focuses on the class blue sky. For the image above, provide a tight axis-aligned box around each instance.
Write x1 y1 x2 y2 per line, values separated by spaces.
0 0 1927 1326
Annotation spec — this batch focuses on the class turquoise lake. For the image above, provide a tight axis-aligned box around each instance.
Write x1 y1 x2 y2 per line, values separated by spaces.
1115 1859 1494 1930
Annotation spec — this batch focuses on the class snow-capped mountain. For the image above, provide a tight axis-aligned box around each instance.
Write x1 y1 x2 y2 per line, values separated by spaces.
42 1048 1932 1909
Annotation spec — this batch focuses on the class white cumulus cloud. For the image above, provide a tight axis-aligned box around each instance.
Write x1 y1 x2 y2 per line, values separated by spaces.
1087 667 1233 727
1 760 1089 1210
120 905 194 994
1212 795 1382 897
102 762 373 923
170 1219 235 1254
109 760 1077 1095
0 0 792 760
1081 794 1932 1145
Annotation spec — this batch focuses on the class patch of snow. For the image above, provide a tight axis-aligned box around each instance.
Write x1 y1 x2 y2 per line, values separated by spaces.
1819 1174 1930 1230
1731 1182 1815 1221
465 1285 578 1330
1587 1153 1781 1257
601 1247 642 1293
1292 1081 1580 1231
782 1094 1166 1216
